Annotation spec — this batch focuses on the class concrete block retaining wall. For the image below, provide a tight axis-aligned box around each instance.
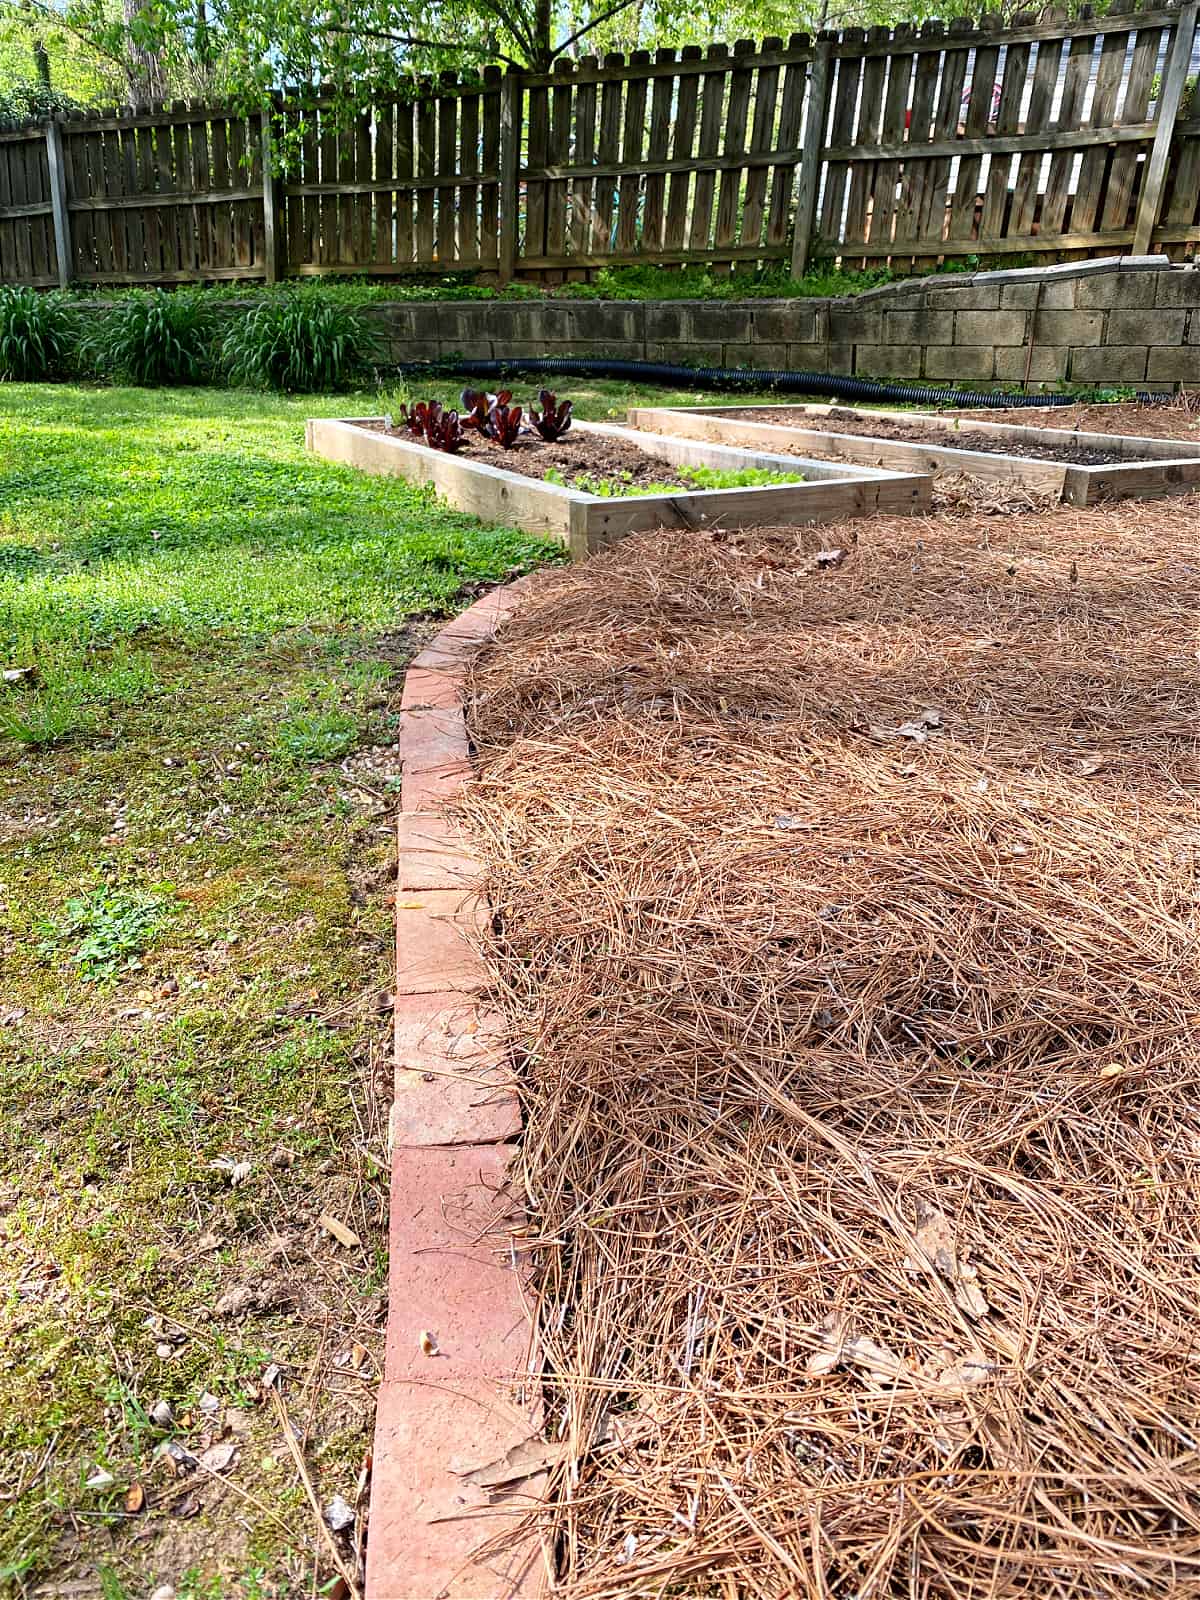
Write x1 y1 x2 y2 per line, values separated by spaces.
361 256 1200 390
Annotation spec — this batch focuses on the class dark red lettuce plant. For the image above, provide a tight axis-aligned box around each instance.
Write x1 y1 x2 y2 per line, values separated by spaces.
529 390 573 441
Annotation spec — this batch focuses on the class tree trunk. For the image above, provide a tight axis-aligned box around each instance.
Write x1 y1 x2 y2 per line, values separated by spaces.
531 0 553 69
123 0 169 106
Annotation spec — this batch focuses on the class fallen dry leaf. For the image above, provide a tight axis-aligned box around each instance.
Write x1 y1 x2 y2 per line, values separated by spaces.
318 1213 361 1249
197 1442 238 1474
457 1434 570 1489
907 1201 990 1320
124 1482 146 1514
418 1329 440 1357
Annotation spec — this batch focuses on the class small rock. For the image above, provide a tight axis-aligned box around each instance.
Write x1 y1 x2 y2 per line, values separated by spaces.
149 1588 177 1600
324 1494 356 1533
197 1391 220 1414
150 1400 173 1427
214 1285 255 1319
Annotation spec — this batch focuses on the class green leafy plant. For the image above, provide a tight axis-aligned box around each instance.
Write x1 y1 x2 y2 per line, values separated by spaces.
0 83 82 133
276 708 358 761
551 463 803 498
85 289 213 385
221 292 379 391
0 287 79 382
37 885 176 981
677 464 803 490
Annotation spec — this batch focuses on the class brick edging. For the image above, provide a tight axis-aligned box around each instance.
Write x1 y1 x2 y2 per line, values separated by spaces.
367 577 544 1600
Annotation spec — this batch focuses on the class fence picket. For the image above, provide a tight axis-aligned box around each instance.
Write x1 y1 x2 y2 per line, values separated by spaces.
3 15 1197 292
689 43 729 253
642 48 677 254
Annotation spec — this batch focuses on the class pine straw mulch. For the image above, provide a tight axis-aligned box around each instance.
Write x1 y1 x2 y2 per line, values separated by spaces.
453 485 1200 1599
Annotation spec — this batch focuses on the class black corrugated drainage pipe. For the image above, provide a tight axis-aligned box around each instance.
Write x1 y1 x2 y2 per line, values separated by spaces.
391 355 1079 409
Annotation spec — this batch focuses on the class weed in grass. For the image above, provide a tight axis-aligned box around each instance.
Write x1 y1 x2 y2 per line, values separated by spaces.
276 707 359 762
36 883 177 980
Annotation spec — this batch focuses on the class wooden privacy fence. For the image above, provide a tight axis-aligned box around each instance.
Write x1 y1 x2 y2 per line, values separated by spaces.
3 0 1200 291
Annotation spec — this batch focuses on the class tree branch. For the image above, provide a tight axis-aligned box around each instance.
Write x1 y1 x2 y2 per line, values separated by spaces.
550 0 642 60
321 22 524 68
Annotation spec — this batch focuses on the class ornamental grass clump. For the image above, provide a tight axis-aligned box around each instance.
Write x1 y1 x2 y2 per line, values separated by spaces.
221 291 379 392
0 286 79 381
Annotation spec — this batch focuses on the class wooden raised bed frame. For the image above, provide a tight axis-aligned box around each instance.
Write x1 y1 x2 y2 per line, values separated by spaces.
626 403 1200 506
306 417 932 558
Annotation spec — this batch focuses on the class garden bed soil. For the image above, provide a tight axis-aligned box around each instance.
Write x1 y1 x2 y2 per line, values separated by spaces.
363 420 707 490
957 396 1200 439
725 406 1128 465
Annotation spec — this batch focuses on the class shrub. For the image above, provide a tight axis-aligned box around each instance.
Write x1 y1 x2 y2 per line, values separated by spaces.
221 292 379 392
0 286 79 381
0 83 82 132
85 288 214 384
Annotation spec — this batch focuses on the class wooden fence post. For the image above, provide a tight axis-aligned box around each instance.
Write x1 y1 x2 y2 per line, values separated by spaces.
790 37 833 279
44 119 73 288
260 108 283 283
498 70 522 284
1132 0 1199 254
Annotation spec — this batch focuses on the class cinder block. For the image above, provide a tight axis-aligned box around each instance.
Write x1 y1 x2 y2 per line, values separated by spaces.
1155 269 1200 308
1028 310 1105 346
1107 309 1185 345
855 343 922 378
955 309 1028 346
925 344 994 380
992 345 1070 382
383 339 444 362
732 343 789 369
1075 272 1160 309
1147 345 1200 381
927 283 1000 310
1001 280 1076 309
752 303 825 342
432 302 491 342
643 342 724 366
686 304 753 342
828 307 882 342
1068 345 1148 382
642 304 687 341
884 308 945 344
562 303 642 342
786 342 832 371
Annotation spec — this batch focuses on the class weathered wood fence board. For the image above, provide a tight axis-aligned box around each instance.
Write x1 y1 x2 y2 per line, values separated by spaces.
2 0 1199 289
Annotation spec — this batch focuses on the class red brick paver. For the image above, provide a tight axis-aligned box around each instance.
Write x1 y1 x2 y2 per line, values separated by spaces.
369 580 545 1600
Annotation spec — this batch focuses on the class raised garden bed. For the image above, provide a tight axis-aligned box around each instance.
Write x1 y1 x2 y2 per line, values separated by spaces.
306 416 932 558
627 402 1200 506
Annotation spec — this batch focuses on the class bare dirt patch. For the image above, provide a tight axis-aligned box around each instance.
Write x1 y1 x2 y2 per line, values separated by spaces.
455 491 1200 1597
957 394 1200 440
720 405 1130 464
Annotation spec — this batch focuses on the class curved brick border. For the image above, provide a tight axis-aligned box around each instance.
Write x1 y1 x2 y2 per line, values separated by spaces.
368 578 544 1600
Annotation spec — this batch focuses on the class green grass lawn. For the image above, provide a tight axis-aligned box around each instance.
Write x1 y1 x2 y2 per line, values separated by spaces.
0 382 560 1600
0 375 777 1599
